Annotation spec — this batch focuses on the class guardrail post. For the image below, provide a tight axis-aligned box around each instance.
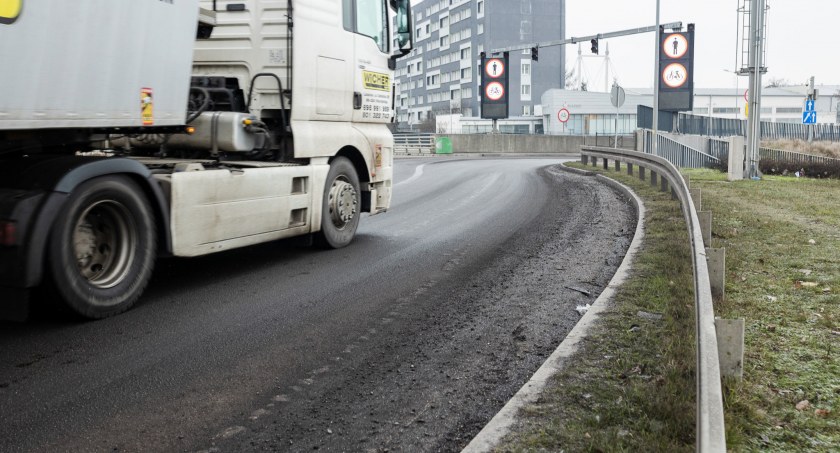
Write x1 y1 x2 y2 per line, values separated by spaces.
650 171 658 187
715 318 745 379
582 155 589 165
705 247 726 301
690 188 702 211
698 211 712 246
591 157 598 168
614 160 621 171
603 157 609 170
627 163 633 175
638 166 646 180
660 177 668 193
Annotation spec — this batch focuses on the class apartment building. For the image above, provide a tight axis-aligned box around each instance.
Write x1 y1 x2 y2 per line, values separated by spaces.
395 0 565 130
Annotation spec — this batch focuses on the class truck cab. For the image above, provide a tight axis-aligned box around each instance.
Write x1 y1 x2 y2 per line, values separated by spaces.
0 0 413 320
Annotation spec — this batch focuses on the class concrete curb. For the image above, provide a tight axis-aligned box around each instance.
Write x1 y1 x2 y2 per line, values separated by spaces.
462 164 646 452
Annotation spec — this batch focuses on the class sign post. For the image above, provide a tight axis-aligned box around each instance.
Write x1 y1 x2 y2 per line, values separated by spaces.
610 83 626 148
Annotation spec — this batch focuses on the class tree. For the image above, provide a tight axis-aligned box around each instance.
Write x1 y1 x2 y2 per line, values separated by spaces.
765 77 790 88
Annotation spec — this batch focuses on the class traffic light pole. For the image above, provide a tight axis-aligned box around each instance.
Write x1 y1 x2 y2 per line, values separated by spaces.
490 19 683 156
653 0 661 157
489 22 683 55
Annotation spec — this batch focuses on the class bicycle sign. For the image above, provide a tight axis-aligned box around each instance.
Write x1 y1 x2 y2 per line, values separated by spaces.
557 108 570 123
662 63 688 88
485 81 505 101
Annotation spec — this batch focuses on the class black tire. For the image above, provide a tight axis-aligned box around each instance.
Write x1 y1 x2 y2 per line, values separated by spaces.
314 157 361 249
47 176 157 319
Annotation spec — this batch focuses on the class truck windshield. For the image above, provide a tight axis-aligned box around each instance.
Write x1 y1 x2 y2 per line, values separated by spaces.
353 0 389 53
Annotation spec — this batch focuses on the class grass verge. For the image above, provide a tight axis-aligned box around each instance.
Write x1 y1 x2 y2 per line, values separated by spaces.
497 163 698 452
682 169 839 451
496 164 839 452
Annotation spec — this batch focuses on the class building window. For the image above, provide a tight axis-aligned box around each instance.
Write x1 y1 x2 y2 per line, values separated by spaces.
460 47 471 60
522 62 530 75
521 85 531 96
523 105 532 116
713 107 741 114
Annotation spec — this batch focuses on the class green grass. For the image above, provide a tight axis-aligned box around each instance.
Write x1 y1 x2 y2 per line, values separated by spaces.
683 169 839 452
497 164 839 452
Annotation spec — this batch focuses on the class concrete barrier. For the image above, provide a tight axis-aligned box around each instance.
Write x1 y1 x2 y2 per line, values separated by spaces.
423 134 637 155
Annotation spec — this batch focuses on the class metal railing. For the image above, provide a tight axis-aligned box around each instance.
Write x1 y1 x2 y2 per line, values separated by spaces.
580 146 726 453
583 134 637 149
393 133 435 155
642 130 722 169
638 105 840 142
709 138 730 163
759 147 840 166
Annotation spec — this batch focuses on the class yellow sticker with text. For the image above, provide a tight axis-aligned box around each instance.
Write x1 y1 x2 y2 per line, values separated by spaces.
141 88 154 126
363 71 390 92
0 0 22 24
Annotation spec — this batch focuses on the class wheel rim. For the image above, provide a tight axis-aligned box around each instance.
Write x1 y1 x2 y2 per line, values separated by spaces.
327 176 358 229
73 200 136 289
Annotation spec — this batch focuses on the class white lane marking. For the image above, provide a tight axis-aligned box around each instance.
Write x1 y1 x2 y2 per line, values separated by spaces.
395 163 426 187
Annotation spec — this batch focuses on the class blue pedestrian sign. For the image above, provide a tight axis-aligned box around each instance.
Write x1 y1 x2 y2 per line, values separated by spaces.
803 111 817 124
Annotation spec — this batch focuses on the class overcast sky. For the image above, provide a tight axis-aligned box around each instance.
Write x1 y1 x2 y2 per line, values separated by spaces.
564 0 840 91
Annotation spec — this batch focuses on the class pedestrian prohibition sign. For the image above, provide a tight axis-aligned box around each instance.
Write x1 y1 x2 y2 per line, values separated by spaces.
485 58 505 78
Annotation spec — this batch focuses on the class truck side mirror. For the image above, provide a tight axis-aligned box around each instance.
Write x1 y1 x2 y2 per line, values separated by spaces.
389 0 413 69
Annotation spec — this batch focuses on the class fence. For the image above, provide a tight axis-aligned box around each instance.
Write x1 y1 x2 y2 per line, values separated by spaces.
393 133 435 155
582 134 637 149
641 130 722 169
759 147 840 166
709 138 730 163
638 106 840 141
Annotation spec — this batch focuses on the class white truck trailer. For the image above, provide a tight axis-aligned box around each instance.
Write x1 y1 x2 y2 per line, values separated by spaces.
0 0 413 319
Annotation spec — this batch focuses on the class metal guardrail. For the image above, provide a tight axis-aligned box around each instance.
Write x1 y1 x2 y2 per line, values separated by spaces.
393 133 435 155
580 146 726 453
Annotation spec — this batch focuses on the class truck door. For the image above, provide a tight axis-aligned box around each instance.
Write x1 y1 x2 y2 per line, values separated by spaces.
345 0 392 124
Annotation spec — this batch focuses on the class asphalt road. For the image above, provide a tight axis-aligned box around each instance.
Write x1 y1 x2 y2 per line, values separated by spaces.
0 157 635 452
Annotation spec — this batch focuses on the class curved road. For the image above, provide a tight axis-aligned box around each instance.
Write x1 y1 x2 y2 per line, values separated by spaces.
0 157 635 452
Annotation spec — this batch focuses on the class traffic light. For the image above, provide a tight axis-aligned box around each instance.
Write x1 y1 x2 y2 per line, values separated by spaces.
530 46 539 62
590 38 599 54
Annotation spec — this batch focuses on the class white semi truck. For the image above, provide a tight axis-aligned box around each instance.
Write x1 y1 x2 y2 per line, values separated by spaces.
0 0 413 319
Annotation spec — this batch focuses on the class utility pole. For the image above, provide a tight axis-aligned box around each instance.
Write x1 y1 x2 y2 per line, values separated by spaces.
808 76 815 143
743 0 768 180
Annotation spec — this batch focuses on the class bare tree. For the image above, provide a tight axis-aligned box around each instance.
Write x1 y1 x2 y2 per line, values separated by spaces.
765 77 790 88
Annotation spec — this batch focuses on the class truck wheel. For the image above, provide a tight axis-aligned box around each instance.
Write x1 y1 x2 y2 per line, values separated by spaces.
48 176 157 319
314 157 361 249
